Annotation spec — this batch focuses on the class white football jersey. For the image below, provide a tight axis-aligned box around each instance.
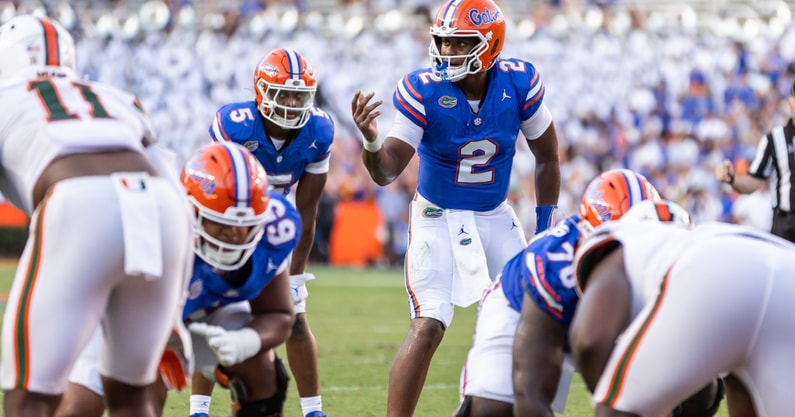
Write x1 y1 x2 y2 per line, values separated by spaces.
574 220 692 317
0 76 154 214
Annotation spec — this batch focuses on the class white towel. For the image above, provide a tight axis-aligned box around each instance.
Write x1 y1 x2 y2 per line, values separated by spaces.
446 209 491 307
111 172 163 280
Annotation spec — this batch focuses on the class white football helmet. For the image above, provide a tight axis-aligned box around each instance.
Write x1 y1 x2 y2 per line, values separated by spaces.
0 15 76 80
619 199 694 228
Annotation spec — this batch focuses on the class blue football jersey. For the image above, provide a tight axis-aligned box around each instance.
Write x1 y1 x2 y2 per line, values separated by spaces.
183 192 302 322
392 58 546 211
209 101 334 195
501 215 580 327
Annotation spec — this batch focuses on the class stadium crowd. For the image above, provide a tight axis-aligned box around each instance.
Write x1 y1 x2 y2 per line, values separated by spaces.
5 0 793 263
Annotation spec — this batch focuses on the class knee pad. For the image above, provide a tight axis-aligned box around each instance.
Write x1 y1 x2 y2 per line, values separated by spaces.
453 395 473 417
219 357 290 417
235 393 285 417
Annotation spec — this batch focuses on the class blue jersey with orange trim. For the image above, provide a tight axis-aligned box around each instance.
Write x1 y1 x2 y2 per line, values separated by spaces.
393 58 546 211
502 215 580 326
208 101 334 195
183 192 302 322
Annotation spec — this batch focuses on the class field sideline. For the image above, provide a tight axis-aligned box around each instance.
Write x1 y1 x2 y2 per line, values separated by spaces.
0 261 729 417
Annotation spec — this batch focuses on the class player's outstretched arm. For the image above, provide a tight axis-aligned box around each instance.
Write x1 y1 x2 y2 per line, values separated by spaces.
569 247 631 393
351 90 415 186
512 292 567 417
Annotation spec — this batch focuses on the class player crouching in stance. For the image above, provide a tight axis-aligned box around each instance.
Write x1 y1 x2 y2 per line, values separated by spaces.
56 141 302 417
183 142 300 417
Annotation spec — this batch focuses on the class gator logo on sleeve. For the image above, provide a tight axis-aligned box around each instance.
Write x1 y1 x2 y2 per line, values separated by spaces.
438 96 457 109
244 141 259 152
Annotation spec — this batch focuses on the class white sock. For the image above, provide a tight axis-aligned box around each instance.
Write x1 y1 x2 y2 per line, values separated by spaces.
300 395 323 415
190 395 212 416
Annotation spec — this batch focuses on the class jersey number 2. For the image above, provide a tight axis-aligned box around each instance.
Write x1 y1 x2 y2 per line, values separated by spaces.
457 139 497 184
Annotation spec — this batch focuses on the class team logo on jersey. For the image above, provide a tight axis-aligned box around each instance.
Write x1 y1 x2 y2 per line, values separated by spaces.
188 280 202 300
438 96 457 108
423 207 444 218
459 237 473 246
244 141 259 152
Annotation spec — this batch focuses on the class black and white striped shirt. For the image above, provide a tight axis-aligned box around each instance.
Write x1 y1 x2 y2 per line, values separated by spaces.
748 118 795 212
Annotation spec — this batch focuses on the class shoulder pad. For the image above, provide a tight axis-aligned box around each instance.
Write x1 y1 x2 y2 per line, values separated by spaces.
573 222 622 295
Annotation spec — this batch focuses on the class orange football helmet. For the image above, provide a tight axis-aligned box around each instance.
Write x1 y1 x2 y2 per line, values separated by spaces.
181 142 270 270
429 0 506 82
579 169 661 236
254 48 317 129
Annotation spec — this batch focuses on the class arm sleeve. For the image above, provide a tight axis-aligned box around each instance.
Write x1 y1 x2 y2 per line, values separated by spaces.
520 103 553 140
386 110 423 149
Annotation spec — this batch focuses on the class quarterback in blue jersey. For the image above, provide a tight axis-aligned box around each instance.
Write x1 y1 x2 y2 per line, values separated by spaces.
350 0 560 415
56 142 300 417
458 169 660 417
209 48 332 417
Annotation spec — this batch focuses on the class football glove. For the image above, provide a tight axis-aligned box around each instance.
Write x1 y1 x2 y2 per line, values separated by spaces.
189 323 262 367
158 317 194 391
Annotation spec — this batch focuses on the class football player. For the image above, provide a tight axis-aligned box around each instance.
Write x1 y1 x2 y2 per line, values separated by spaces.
456 169 660 417
208 48 332 417
567 208 787 417
350 0 560 415
56 141 301 417
0 15 193 417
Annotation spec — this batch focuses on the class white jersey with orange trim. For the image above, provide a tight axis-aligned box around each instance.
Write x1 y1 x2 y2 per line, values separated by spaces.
0 76 153 214
574 220 795 417
574 220 692 316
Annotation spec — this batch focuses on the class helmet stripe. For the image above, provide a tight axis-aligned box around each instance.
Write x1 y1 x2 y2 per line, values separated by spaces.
619 169 645 207
219 142 251 208
283 48 301 80
441 0 465 28
37 17 60 67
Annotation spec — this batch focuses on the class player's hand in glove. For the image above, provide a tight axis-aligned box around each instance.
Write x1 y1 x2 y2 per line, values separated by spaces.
188 322 262 367
159 318 194 391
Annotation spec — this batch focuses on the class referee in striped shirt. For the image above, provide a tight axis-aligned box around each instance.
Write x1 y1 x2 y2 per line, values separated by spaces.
715 80 795 243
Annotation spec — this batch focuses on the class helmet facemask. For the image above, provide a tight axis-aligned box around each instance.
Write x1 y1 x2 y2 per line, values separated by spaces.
429 29 492 82
256 78 316 129
190 200 267 271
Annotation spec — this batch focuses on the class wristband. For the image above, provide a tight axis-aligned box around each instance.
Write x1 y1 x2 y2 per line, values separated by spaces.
535 205 558 234
363 136 383 153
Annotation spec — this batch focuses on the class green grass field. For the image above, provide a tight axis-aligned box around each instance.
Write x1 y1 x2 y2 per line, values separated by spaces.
0 261 729 417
